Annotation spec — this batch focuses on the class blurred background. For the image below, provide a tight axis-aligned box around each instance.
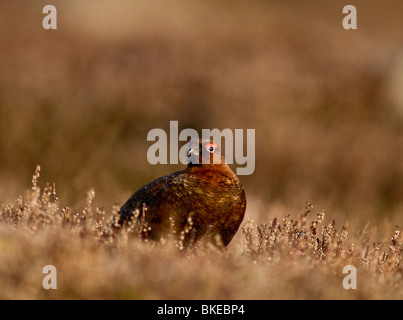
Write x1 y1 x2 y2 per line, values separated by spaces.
1 0 402 231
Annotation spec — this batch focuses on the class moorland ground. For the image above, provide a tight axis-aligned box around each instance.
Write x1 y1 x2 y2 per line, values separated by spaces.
0 0 402 299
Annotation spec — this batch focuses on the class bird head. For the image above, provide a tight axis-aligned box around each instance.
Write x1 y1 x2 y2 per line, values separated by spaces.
186 139 225 167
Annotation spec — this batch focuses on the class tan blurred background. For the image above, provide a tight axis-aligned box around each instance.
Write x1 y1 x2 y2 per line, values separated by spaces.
1 0 402 231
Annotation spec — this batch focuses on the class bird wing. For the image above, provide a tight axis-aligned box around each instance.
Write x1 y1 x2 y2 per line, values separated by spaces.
118 170 184 225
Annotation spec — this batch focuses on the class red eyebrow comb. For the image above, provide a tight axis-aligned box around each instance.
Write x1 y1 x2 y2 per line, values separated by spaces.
205 142 217 149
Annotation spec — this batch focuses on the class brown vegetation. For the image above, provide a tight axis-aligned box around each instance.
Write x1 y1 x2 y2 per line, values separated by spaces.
1 0 403 299
0 167 401 299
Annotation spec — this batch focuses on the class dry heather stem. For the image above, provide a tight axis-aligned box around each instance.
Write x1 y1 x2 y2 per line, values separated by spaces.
0 172 402 299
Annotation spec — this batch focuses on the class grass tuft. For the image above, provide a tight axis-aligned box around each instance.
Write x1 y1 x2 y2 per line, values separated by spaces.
0 169 401 299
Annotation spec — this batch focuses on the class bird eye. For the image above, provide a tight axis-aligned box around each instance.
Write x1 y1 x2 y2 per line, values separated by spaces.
205 143 217 153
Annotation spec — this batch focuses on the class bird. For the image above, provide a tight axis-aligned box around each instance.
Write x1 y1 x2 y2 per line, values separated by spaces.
118 139 246 247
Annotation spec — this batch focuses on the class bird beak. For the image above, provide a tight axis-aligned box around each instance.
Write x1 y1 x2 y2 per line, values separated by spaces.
186 142 200 165
187 147 198 158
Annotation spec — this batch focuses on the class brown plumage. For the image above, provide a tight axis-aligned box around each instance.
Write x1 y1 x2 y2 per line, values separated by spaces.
118 139 246 247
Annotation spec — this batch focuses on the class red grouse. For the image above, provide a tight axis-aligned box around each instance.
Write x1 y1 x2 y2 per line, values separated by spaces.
118 139 246 247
